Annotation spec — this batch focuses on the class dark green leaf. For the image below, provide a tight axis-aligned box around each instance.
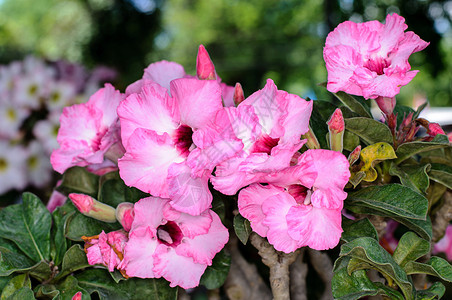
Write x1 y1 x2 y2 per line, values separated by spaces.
415 282 445 300
0 276 12 291
339 237 413 299
373 282 404 300
233 214 252 245
210 191 226 223
331 91 372 118
395 140 450 165
0 246 40 277
200 249 231 289
428 163 452 190
5 287 34 300
389 215 432 242
124 187 149 204
76 268 177 300
28 261 52 281
34 284 59 299
345 118 393 145
51 205 73 266
54 245 90 281
0 193 51 262
65 212 121 242
343 130 360 152
341 218 378 243
413 101 428 120
309 100 336 149
56 275 90 300
98 179 127 208
405 256 452 282
57 166 99 198
392 232 430 268
345 184 428 220
1 274 31 299
389 163 431 194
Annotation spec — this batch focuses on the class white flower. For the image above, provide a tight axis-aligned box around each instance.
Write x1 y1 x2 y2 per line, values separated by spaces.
0 141 27 194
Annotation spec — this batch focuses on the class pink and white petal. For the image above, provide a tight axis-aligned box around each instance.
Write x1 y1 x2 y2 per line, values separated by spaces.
131 196 169 233
281 93 313 141
120 227 159 278
143 60 186 92
388 31 429 73
286 206 342 250
57 104 100 144
125 79 143 96
221 82 235 107
153 244 207 289
377 13 408 57
261 192 299 253
163 204 213 239
118 129 185 197
170 78 223 130
117 82 179 146
240 79 287 138
88 84 124 128
238 184 285 236
175 211 228 265
367 71 418 99
167 162 213 216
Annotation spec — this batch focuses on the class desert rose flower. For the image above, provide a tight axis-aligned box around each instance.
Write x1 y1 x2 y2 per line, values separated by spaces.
51 84 125 173
238 149 350 252
324 13 429 99
118 196 228 289
433 225 452 261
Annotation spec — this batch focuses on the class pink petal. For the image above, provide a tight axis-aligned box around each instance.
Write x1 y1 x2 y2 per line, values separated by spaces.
378 13 408 57
46 189 67 212
286 205 342 250
261 191 299 253
163 205 213 238
238 184 285 236
175 210 228 265
221 82 235 107
280 93 313 142
143 60 186 92
120 227 159 278
118 129 185 197
125 79 144 96
153 244 207 289
166 162 212 216
117 82 179 147
131 196 168 233
88 84 124 128
170 78 223 129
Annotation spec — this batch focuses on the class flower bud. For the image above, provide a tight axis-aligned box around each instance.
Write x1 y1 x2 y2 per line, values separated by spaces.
348 145 361 165
427 122 445 137
72 292 82 300
233 82 245 106
196 45 216 80
375 96 396 116
116 202 135 232
327 108 345 152
301 126 320 149
69 193 116 223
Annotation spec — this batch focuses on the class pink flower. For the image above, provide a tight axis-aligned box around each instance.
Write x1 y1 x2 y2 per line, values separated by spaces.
205 79 312 195
116 202 135 232
118 196 228 289
117 77 226 215
83 230 128 272
433 225 452 261
427 122 445 137
72 292 82 300
51 84 125 173
324 13 429 99
46 181 66 212
238 149 350 252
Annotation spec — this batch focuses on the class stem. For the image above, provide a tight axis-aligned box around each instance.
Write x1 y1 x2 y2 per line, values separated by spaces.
249 233 298 300
308 249 333 300
290 248 308 300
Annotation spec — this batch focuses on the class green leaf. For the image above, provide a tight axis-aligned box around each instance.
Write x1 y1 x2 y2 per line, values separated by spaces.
98 179 127 208
0 276 12 291
28 261 52 282
331 91 372 118
200 249 231 289
345 184 428 220
339 237 413 299
415 282 445 300
1 274 31 300
0 246 40 277
65 212 121 242
392 232 430 268
373 282 404 300
76 268 177 300
341 218 378 243
428 163 452 190
413 101 428 120
332 257 378 300
34 284 59 299
345 118 393 145
393 105 415 128
57 166 99 198
0 193 51 262
233 214 252 245
389 163 431 194
4 287 34 300
343 130 360 152
309 100 334 149
389 215 432 242
395 140 450 165
51 205 73 266
405 256 452 282
56 275 90 300
54 245 90 281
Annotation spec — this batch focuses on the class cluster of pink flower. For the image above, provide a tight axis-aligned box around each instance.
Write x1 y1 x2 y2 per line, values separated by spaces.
51 13 443 288
0 56 116 194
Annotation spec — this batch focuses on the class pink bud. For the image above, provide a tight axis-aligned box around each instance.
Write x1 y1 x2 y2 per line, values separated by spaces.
427 122 445 137
375 96 396 116
69 193 94 214
448 132 452 143
72 292 82 300
233 82 245 106
196 45 216 80
116 202 135 232
327 108 345 133
348 145 361 165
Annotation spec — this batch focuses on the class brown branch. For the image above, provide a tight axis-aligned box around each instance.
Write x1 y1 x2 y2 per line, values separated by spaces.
249 233 299 300
368 215 387 238
432 190 452 242
224 235 271 300
290 248 308 300
307 249 333 300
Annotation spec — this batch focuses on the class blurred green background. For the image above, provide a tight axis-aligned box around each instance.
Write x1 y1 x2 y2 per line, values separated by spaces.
1 0 451 106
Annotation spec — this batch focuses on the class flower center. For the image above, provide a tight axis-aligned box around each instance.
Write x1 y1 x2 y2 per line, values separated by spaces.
0 158 8 172
157 221 183 247
287 185 312 206
251 134 280 155
173 125 194 157
364 57 389 75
